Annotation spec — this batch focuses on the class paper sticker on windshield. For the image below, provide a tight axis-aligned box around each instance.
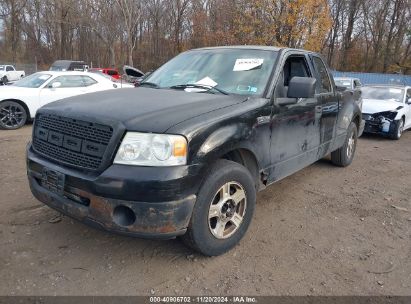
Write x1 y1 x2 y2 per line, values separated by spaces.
195 77 218 87
39 75 50 80
389 88 402 93
233 59 264 71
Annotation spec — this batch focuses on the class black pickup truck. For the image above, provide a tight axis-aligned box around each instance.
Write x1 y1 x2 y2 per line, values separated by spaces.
27 46 363 256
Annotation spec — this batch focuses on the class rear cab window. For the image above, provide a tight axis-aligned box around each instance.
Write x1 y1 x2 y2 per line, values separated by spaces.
311 56 332 94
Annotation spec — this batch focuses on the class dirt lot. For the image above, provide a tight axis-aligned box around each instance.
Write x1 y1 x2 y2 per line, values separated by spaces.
0 125 410 296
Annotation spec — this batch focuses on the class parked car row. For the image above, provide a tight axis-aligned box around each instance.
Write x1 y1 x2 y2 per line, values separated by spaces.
0 59 148 130
0 71 134 129
48 60 146 84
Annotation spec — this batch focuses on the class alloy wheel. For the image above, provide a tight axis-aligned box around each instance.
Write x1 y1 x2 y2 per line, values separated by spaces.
346 131 355 160
0 104 25 128
208 181 247 239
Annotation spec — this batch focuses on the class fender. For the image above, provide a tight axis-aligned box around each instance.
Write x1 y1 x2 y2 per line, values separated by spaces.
332 91 361 151
193 121 266 173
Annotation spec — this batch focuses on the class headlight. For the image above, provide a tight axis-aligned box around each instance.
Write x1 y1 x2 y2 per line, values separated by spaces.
114 132 187 166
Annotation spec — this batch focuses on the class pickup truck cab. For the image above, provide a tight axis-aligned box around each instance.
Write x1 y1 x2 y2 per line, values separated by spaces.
0 65 25 84
27 46 363 256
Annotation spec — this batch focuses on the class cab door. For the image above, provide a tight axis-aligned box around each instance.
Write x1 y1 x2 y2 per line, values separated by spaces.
268 52 321 183
309 55 339 154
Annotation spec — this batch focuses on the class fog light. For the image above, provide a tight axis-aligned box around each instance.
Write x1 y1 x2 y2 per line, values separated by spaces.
113 205 136 227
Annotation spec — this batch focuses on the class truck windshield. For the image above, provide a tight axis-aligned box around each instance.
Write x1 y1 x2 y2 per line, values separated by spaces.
13 73 52 88
142 49 278 96
362 87 404 103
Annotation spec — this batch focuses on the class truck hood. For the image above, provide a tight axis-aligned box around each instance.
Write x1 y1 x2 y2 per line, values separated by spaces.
362 98 404 114
40 87 248 133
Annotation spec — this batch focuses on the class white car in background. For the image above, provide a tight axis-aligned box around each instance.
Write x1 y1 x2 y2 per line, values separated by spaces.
362 85 411 139
0 71 134 129
0 65 25 84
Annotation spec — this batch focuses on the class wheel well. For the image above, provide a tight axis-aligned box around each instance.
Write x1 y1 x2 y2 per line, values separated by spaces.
221 148 261 190
0 99 31 119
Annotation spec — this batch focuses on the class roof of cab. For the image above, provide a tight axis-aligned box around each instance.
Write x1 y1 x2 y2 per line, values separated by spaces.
188 45 315 53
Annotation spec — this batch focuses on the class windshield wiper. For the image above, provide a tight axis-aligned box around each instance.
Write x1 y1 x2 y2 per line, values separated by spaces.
139 81 159 88
169 84 229 95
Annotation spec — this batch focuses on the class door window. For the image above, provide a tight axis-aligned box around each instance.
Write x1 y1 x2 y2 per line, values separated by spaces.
354 79 361 88
81 76 98 86
312 56 332 93
6 66 13 72
48 75 95 88
275 55 312 98
406 89 411 103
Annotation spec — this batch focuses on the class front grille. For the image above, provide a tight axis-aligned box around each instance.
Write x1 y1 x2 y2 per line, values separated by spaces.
32 114 113 170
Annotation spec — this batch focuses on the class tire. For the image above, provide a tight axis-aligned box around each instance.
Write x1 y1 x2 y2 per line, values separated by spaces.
2 76 8 85
390 118 404 140
0 101 28 130
181 159 256 256
331 121 358 167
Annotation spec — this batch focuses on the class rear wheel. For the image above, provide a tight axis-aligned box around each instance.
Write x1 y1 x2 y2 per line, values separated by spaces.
0 101 28 130
331 121 357 167
390 118 404 140
181 159 256 256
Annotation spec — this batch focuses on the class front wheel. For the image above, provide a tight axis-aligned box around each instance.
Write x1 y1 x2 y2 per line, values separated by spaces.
331 121 358 167
181 159 256 256
2 76 8 85
0 101 28 130
390 118 404 140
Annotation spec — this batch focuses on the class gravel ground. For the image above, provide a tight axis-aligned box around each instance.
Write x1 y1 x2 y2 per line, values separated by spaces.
0 125 410 296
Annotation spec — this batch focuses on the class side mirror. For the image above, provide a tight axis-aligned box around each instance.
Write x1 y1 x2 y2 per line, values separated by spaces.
287 77 316 99
50 81 61 88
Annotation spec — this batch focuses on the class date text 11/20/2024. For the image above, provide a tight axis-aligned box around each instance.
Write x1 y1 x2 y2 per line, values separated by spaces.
149 296 257 303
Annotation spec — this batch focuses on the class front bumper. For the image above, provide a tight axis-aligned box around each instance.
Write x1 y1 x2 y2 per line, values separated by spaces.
363 118 399 137
27 144 203 239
